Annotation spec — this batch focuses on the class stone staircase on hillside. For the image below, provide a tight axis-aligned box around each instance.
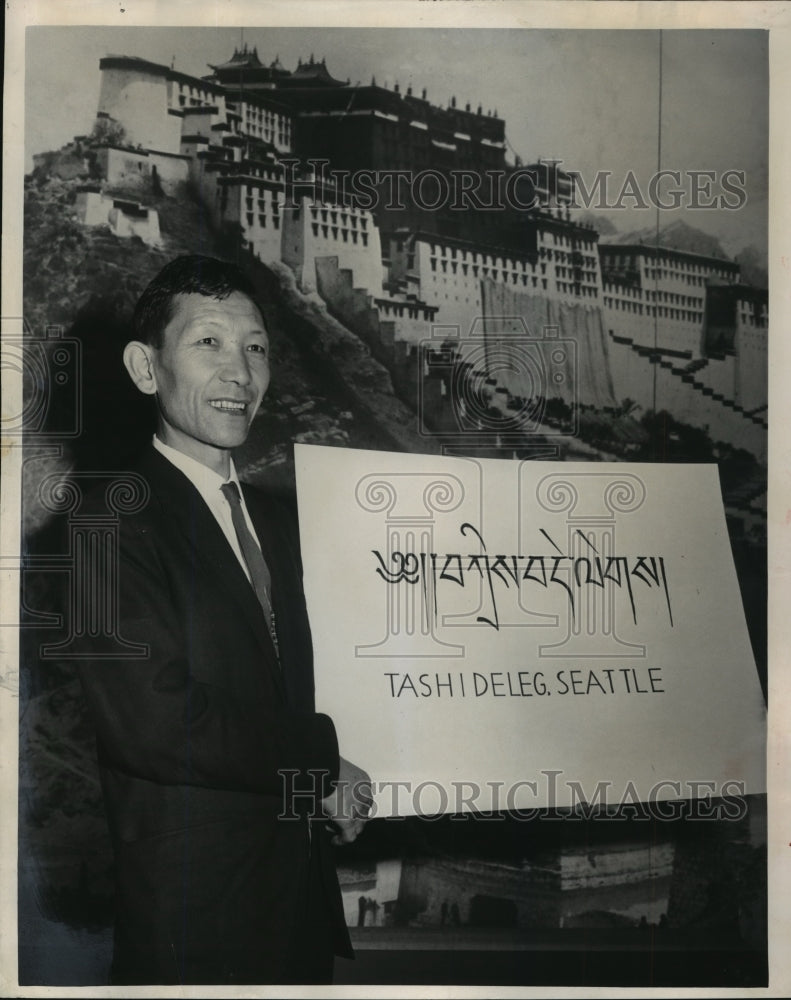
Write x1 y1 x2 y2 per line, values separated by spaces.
609 333 767 430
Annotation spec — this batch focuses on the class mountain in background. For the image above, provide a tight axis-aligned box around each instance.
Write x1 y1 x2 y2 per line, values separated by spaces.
574 216 767 289
599 219 729 260
574 211 619 237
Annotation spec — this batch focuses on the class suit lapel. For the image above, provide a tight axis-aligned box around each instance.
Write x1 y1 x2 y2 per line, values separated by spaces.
137 448 286 699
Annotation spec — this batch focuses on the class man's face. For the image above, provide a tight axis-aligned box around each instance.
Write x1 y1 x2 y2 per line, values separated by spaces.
149 291 270 471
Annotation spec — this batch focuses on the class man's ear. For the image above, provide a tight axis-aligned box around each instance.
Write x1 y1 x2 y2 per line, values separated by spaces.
123 341 158 396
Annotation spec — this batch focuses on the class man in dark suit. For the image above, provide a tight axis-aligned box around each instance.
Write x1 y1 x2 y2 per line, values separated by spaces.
76 255 370 985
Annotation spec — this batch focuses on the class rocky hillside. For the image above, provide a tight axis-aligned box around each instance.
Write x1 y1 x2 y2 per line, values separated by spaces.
22 147 442 532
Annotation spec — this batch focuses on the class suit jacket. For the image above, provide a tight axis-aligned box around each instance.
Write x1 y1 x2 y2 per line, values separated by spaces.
77 446 351 984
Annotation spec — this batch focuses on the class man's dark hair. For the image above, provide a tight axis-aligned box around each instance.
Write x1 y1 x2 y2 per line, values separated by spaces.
132 255 261 349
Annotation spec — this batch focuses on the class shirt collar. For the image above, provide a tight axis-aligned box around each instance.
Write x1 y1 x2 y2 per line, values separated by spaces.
153 435 242 498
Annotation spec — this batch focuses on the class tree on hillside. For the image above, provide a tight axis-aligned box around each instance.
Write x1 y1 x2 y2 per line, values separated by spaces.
734 246 768 289
89 117 126 147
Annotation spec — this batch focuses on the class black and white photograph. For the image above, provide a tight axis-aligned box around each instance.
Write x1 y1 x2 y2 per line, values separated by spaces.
2 0 789 994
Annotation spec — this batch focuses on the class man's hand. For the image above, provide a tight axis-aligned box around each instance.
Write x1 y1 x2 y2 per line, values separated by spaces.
320 757 373 846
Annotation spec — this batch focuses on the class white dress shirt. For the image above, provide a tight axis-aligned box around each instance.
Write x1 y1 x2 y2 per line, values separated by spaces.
153 436 262 584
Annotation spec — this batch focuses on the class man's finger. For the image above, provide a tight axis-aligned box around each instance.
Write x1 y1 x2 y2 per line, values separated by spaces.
328 817 365 846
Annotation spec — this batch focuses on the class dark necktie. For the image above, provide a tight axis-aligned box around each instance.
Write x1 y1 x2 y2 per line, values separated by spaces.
220 481 279 657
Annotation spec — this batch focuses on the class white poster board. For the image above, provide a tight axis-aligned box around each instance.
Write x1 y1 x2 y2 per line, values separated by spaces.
296 444 766 818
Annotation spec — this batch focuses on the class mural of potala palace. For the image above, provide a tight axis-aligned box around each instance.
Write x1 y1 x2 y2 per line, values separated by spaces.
66 46 766 465
23 45 768 945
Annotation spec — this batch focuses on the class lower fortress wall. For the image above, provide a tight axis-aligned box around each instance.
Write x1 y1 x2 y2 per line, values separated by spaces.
312 255 765 461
